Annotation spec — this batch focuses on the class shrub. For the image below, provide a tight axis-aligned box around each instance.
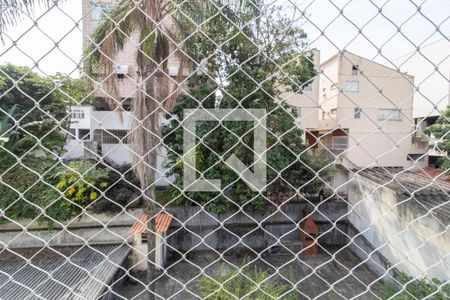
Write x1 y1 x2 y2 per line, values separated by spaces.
50 161 109 205
198 265 297 299
0 156 110 226
379 273 450 300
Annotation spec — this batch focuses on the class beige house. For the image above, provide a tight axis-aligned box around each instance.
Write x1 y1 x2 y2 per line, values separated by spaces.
303 51 429 193
309 51 428 168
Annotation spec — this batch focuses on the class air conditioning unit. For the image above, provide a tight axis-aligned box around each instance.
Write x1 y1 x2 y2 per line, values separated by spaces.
116 65 130 74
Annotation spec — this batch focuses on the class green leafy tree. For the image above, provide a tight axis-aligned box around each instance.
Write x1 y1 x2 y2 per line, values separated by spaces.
426 106 450 171
0 64 68 155
162 4 331 213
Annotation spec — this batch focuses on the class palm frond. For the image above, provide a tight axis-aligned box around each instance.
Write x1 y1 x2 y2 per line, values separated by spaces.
0 0 65 32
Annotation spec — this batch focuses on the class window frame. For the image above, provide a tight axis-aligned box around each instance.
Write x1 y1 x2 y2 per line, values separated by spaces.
378 108 402 121
70 109 85 120
331 136 349 150
343 80 359 92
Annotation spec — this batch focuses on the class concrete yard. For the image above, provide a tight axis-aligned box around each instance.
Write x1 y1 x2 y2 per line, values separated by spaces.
119 247 382 299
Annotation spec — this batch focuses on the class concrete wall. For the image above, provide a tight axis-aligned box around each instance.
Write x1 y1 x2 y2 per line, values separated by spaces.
0 209 140 249
165 201 349 252
348 174 450 280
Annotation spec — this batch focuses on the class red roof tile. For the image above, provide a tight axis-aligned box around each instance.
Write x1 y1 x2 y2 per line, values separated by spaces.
128 213 173 234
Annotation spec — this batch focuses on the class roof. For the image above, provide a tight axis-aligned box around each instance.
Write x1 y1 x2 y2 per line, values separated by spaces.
128 212 173 234
357 168 450 224
416 167 450 182
0 244 131 300
320 50 412 77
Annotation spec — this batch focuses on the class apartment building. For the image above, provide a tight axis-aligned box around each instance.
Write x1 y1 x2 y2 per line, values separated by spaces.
64 0 178 185
305 51 429 193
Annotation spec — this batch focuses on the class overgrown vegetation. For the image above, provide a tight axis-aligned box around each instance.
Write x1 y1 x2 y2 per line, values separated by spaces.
51 161 109 205
0 156 110 226
0 64 106 226
198 265 298 299
379 273 450 300
162 4 332 213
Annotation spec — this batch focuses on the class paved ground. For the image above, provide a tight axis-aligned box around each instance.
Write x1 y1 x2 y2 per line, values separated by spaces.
119 248 382 299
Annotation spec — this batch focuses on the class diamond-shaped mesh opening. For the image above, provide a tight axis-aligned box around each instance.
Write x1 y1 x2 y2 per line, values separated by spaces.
0 0 449 299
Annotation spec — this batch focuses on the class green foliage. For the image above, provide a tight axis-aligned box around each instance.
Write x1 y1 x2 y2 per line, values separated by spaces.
162 4 332 213
50 161 109 205
0 64 83 155
379 273 450 300
51 73 89 105
0 155 109 226
426 106 450 171
198 265 297 300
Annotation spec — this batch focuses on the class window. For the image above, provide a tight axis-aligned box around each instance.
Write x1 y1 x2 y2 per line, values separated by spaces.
78 129 91 141
344 80 359 92
96 130 129 144
352 65 359 75
354 107 362 119
116 73 125 82
302 82 313 91
91 3 113 20
407 154 425 161
332 136 349 150
141 233 148 244
67 129 76 140
292 106 301 117
378 109 402 121
70 109 85 119
330 108 337 118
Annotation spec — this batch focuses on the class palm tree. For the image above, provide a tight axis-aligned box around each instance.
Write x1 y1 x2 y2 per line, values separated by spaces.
84 1 188 297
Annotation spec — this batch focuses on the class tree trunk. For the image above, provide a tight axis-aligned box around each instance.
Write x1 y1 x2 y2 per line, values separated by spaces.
144 74 158 300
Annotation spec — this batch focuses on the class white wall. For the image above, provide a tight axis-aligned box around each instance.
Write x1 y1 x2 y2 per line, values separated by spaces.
69 106 91 129
348 174 450 280
91 110 133 130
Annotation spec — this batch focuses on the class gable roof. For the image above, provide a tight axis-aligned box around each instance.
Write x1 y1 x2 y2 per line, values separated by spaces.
128 212 173 234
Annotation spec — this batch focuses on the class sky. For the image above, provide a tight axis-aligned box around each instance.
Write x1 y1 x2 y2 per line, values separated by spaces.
0 0 449 78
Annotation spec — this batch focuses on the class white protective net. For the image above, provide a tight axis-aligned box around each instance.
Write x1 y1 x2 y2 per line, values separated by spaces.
0 0 449 299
